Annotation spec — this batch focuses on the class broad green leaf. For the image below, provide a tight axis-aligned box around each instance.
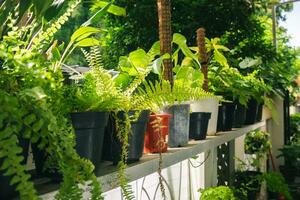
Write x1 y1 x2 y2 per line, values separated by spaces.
119 56 138 76
189 46 198 52
76 38 100 47
173 33 200 65
91 1 126 16
173 33 187 46
114 72 131 89
214 50 229 68
214 44 230 52
129 49 150 69
71 27 101 42
151 57 163 75
148 41 161 59
239 57 262 69
83 2 112 26
21 87 47 100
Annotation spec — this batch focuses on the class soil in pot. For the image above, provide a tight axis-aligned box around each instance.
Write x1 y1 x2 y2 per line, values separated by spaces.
163 104 190 147
233 171 262 200
71 111 109 171
245 99 258 125
144 114 172 153
232 101 247 128
217 102 235 132
0 138 29 200
189 112 211 140
109 110 150 165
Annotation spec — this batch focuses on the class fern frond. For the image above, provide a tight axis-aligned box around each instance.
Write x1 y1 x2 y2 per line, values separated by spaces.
31 0 81 50
137 80 216 112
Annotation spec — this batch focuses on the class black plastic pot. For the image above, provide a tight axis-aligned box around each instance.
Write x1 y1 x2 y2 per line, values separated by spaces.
232 101 247 128
217 102 235 132
189 112 211 140
71 111 109 170
110 110 150 165
244 99 258 125
31 142 62 182
233 171 262 200
256 103 263 122
0 138 29 200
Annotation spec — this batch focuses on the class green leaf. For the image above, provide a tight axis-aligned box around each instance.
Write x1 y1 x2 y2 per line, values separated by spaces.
172 33 200 66
91 1 126 16
24 114 36 126
76 38 100 47
119 56 138 76
32 0 52 17
83 1 112 26
32 120 44 132
21 87 47 100
151 57 163 75
147 41 161 59
239 57 262 69
44 0 67 21
71 27 101 42
129 49 150 69
114 72 131 89
214 50 229 68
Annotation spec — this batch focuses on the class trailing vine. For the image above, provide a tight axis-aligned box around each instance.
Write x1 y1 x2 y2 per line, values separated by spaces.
113 112 135 200
150 116 167 199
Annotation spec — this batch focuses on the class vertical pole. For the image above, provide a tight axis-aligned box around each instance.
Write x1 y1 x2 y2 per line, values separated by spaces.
196 28 209 92
157 0 173 85
272 5 277 50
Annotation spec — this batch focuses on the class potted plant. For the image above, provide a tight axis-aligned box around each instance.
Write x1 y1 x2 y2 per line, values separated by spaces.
0 0 128 198
234 130 271 200
189 37 230 135
155 34 217 146
259 172 292 200
277 144 300 183
199 186 236 200
244 130 271 155
0 2 107 199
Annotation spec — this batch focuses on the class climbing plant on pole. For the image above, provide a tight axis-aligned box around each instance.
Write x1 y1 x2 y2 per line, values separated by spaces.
157 0 173 84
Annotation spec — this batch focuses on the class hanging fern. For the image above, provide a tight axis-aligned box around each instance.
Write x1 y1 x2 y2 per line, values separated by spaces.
31 0 81 51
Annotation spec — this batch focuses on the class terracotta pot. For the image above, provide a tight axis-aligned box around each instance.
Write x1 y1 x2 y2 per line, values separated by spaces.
144 114 172 153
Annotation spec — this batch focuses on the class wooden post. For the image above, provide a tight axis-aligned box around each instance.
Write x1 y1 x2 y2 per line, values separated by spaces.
196 28 209 92
157 0 173 84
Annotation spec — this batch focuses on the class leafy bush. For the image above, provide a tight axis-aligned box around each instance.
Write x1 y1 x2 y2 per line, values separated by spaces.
200 186 236 200
290 113 300 144
259 172 292 200
244 130 271 155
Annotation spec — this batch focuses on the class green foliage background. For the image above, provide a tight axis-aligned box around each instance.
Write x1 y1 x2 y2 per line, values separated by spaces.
100 0 299 95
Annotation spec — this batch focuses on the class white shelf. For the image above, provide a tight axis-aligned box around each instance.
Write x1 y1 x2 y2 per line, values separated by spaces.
40 121 265 199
